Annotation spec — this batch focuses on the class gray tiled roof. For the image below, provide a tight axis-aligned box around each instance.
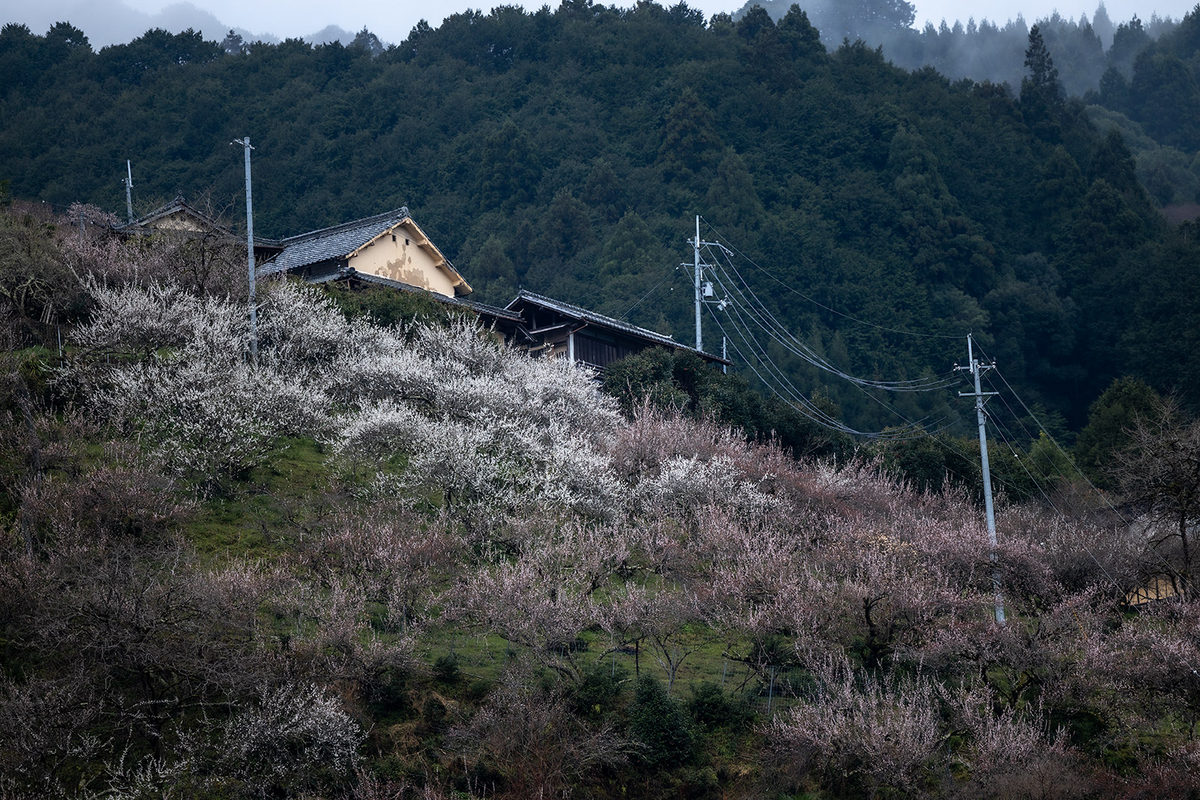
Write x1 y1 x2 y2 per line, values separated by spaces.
258 207 411 277
507 290 725 363
508 290 678 347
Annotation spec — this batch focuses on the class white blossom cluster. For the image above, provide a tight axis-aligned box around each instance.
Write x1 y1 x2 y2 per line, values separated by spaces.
74 279 248 357
67 278 816 527
641 453 780 520
70 282 328 484
221 682 364 793
327 318 624 517
69 281 625 510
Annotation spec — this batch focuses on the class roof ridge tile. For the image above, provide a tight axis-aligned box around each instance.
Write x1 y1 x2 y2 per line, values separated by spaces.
280 206 409 244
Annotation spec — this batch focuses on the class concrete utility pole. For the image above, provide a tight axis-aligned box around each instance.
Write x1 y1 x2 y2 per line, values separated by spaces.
123 160 134 225
690 216 728 354
694 215 703 352
232 137 258 361
956 334 1005 625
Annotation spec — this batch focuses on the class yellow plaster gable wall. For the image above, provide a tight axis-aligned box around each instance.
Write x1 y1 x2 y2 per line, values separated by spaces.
348 228 458 297
149 212 209 233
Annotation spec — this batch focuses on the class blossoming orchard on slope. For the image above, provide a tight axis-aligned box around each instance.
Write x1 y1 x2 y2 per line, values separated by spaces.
2 257 1200 797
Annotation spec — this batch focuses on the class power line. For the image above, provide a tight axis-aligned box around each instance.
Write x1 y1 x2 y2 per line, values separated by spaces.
970 341 1130 526
704 243 958 393
692 221 966 439
958 343 1185 606
696 224 1184 625
705 303 856 433
699 217 965 341
705 290 952 440
620 264 678 321
705 300 884 436
692 218 1170 609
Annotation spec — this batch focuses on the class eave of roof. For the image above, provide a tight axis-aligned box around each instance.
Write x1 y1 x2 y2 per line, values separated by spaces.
313 268 523 323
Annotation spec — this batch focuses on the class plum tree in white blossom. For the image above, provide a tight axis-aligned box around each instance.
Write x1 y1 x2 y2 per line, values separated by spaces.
68 280 624 509
221 682 364 796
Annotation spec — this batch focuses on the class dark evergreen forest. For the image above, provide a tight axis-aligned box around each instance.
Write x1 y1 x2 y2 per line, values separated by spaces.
3 2 1199 432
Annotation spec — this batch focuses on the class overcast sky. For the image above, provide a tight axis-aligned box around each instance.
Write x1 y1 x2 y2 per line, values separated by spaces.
5 0 1196 47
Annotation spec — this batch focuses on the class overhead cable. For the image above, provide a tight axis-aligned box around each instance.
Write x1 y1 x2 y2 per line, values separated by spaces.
700 216 965 340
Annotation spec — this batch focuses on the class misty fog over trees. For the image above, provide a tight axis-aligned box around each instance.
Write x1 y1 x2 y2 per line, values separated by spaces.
740 1 1200 209
738 0 1180 96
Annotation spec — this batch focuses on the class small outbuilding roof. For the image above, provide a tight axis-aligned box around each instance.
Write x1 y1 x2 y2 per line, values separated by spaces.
115 196 229 234
506 290 729 364
113 197 283 257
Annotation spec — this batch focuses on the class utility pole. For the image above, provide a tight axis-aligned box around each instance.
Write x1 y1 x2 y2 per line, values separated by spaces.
690 216 729 354
122 160 134 225
693 215 702 352
232 137 258 361
955 334 1005 625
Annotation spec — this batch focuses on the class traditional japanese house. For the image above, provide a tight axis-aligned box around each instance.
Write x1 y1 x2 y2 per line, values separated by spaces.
259 207 471 298
504 290 728 371
138 200 727 372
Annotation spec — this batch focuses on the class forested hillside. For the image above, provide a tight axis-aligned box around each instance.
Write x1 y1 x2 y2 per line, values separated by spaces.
3 3 1200 433
7 6 1200 794
734 0 1200 218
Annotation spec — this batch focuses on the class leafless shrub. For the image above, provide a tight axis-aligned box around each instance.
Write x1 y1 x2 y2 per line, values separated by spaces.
447 675 626 799
444 546 599 681
1112 397 1200 599
62 203 246 298
606 402 746 483
280 573 417 691
0 673 102 797
0 541 283 768
306 511 462 637
15 460 188 549
765 657 941 795
1080 596 1200 728
349 774 464 800
951 687 1066 777
999 502 1138 596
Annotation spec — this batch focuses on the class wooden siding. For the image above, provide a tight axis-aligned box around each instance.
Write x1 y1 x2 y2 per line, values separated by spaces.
573 331 636 369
